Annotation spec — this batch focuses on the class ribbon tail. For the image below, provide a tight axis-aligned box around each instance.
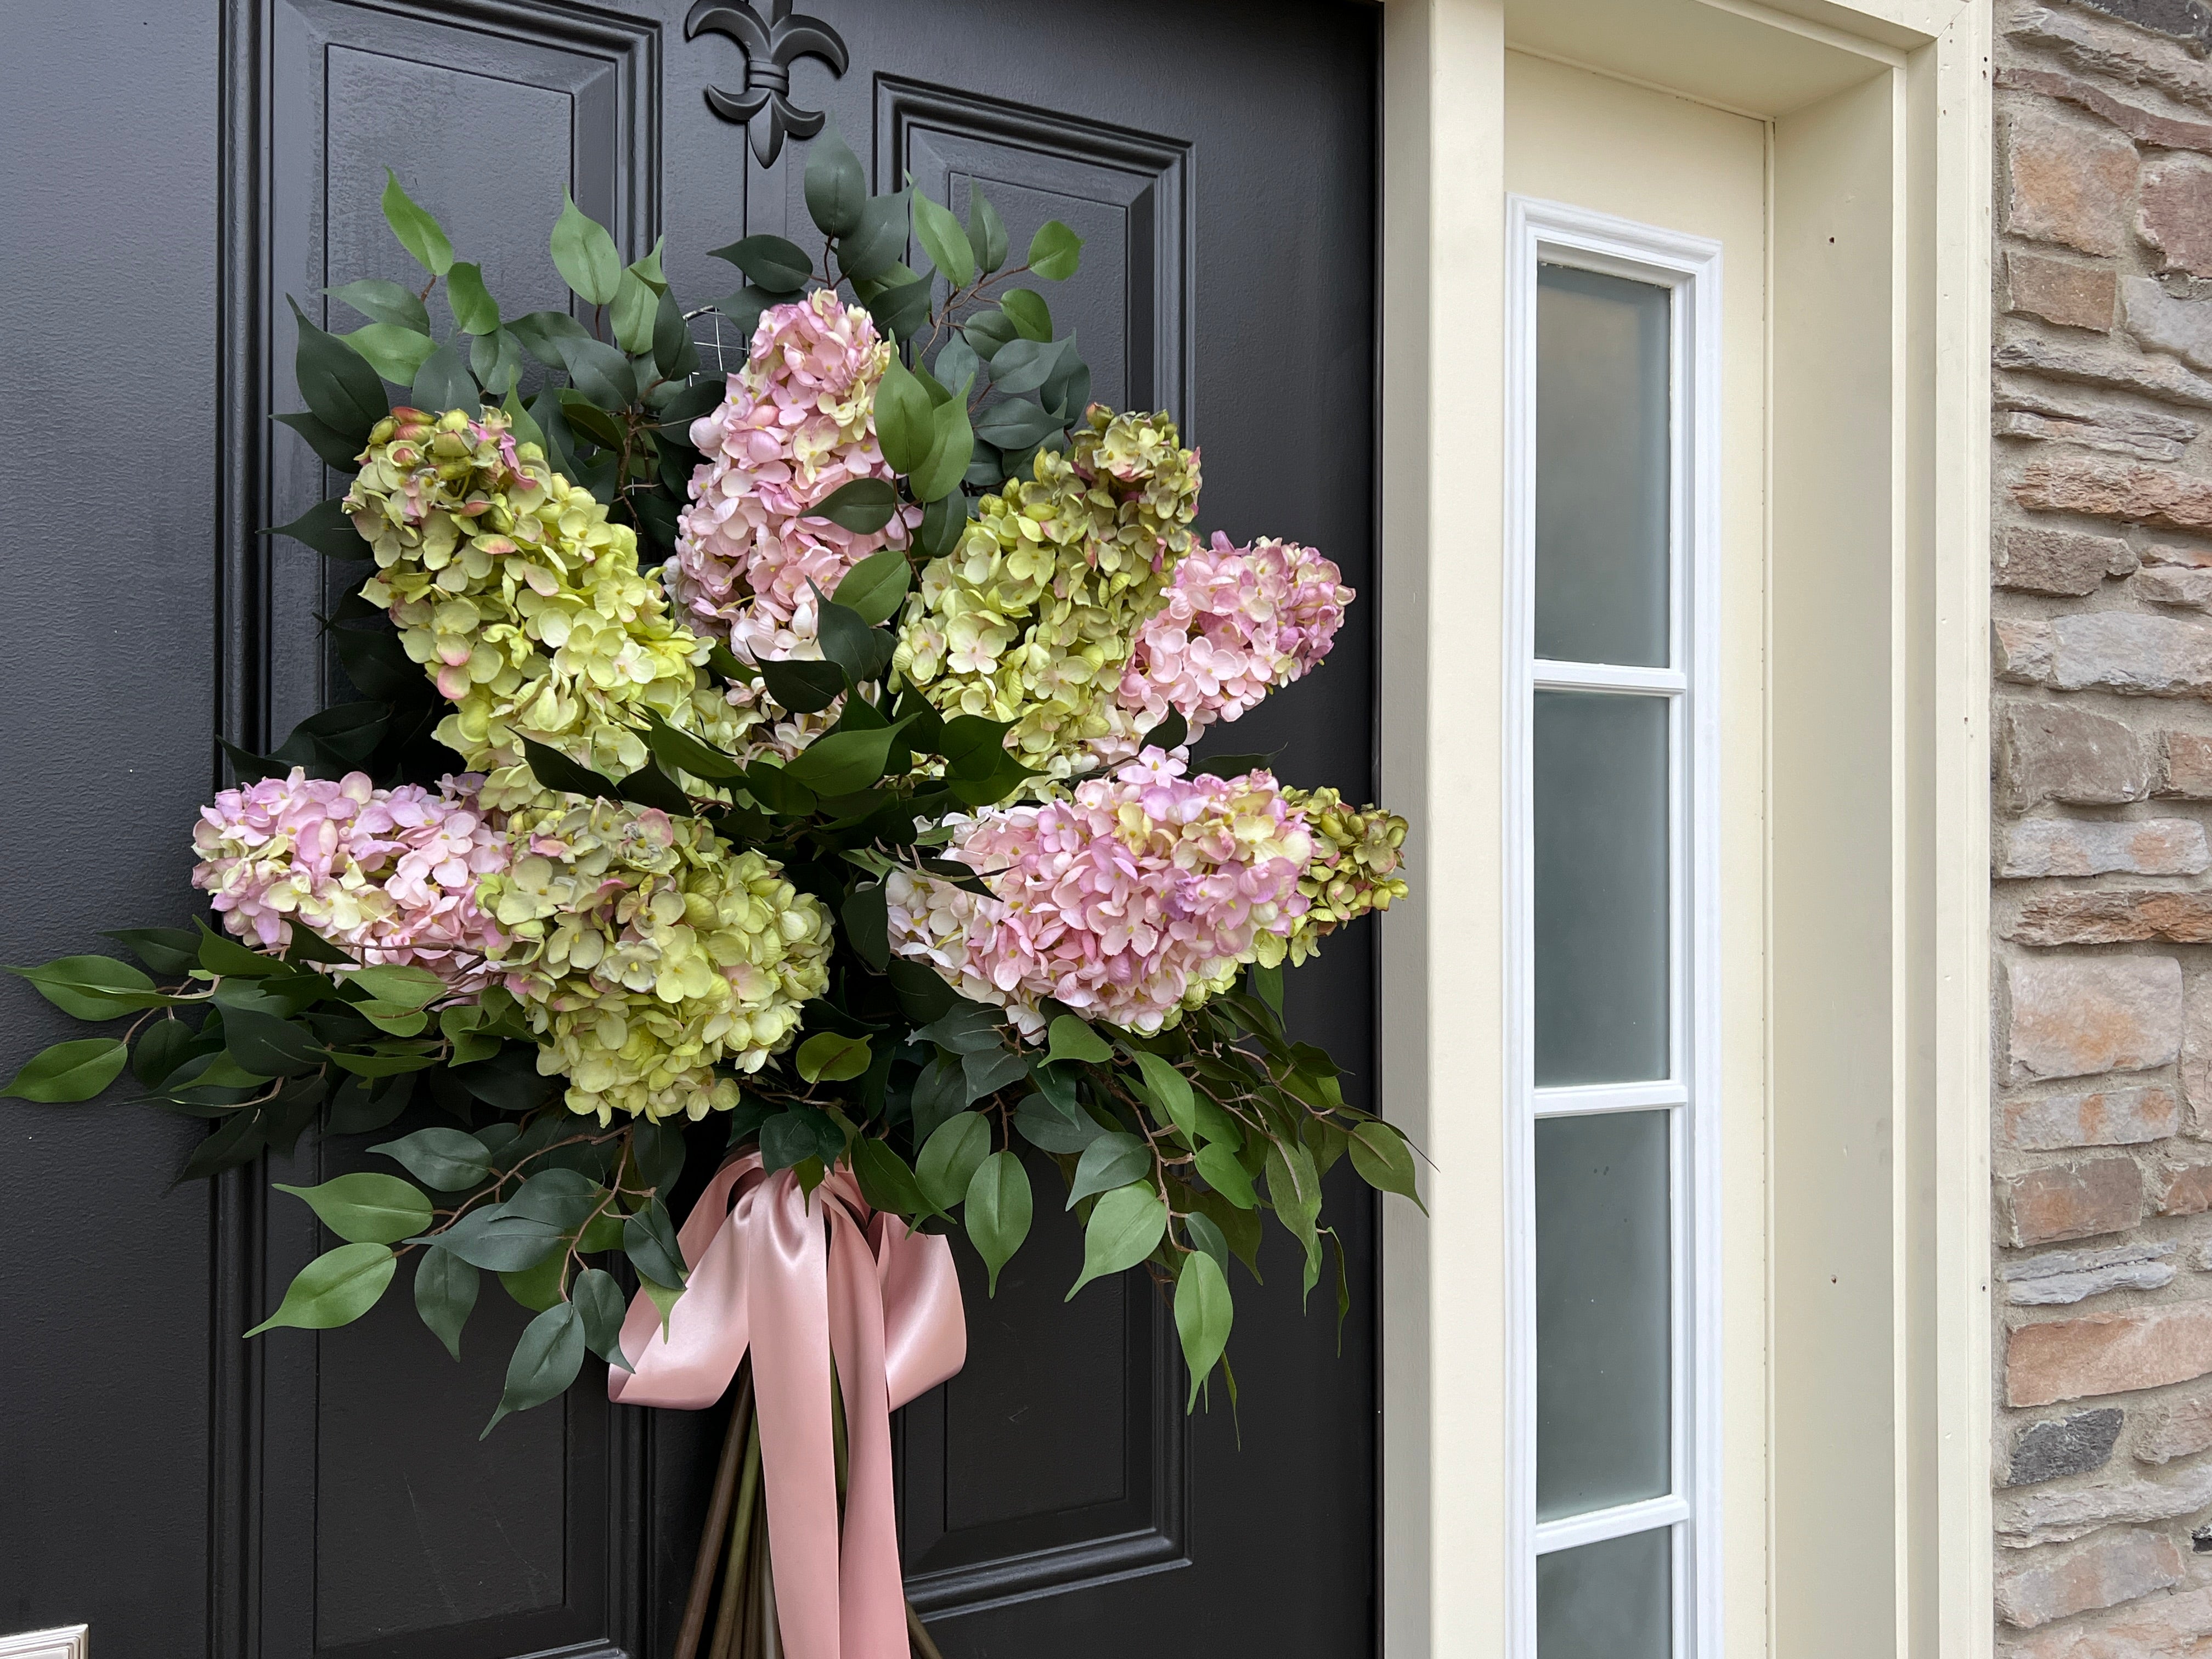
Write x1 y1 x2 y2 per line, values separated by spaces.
828 1210 907 1659
873 1212 968 1410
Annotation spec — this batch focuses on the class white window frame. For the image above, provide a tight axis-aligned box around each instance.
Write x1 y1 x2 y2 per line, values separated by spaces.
1503 194 1724 1659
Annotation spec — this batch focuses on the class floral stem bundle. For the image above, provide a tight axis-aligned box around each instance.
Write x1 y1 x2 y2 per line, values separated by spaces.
1 120 1417 1654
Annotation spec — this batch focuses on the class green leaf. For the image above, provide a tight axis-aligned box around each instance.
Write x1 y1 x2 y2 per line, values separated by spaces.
274 1172 432 1245
870 275 932 345
935 715 1012 781
916 1110 990 1211
132 1018 196 1088
805 118 868 238
641 1274 684 1335
911 190 976 288
1347 1120 1425 1212
839 190 910 281
628 1117 689 1198
1066 1133 1150 1209
1066 1184 1166 1300
852 1137 927 1216
522 737 621 802
709 234 812 295
555 334 637 408
103 927 203 977
245 1242 396 1336
287 296 388 441
756 654 845 715
811 478 900 537
273 410 364 470
653 287 699 380
784 724 905 796
573 1266 630 1369
551 191 623 305
5 954 159 1020
340 321 436 385
960 1047 1028 1103
1194 1142 1256 1209
414 1245 478 1360
501 1250 567 1313
610 267 658 353
381 170 454 275
909 394 974 504
328 278 430 332
986 336 1070 397
484 1301 585 1436
874 352 935 475
796 1030 872 1084
410 341 477 415
471 325 523 396
1027 220 1084 281
372 1125 492 1192
760 1104 842 1172
1012 1094 1104 1155
223 1006 324 1076
1130 1051 1198 1138
965 1150 1031 1295
265 498 366 560
962 307 1017 360
445 261 499 334
1000 288 1052 342
916 1001 1005 1055
967 190 1009 274
1173 1249 1233 1409
1044 1014 1113 1067
507 308 591 365
1183 1210 1232 1280
840 883 890 971
1 1037 128 1102
196 919 283 979
1264 1141 1324 1301
832 546 911 624
434 1204 567 1272
346 963 446 1009
623 1199 689 1288
642 714 746 782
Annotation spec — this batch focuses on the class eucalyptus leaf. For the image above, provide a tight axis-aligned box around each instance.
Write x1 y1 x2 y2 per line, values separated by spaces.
1000 288 1052 342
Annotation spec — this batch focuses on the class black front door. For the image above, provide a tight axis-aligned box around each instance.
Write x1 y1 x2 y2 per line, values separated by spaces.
0 4 1380 1655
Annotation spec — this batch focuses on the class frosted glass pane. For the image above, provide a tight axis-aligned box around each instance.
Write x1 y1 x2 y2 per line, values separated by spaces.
1536 1111 1671 1521
1538 1528 1672 1659
1533 691 1669 1086
1536 263 1671 668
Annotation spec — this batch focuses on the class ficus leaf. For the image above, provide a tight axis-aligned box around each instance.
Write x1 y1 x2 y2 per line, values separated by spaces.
623 1199 688 1289
551 191 623 304
796 1030 872 1084
414 1245 478 1361
1066 1132 1150 1210
371 1125 492 1192
966 1150 1031 1295
1 1037 128 1102
1027 220 1084 281
805 119 868 238
381 170 454 275
840 883 890 971
610 267 658 353
1130 1051 1198 1139
1347 1120 1425 1212
1194 1142 1257 1209
1174 1249 1233 1409
911 189 977 289
572 1266 630 1370
484 1300 585 1437
783 723 906 797
916 1110 990 1211
274 1172 433 1245
1045 1014 1113 1067
1066 1184 1166 1300
265 497 367 560
5 954 160 1020
444 261 499 335
433 1204 567 1273
246 1242 397 1336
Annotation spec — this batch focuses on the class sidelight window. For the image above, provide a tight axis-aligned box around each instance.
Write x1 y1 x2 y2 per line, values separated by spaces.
1505 199 1723 1659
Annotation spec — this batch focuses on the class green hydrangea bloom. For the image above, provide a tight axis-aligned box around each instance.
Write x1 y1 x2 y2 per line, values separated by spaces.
891 406 1200 777
1254 788 1410 969
347 407 717 783
478 795 833 1122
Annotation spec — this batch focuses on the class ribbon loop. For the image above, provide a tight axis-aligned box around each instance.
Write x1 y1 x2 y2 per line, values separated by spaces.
610 1154 967 1659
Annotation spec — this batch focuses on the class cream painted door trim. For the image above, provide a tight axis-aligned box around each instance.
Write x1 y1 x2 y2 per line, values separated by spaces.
1374 1 1991 1656
0 1628 91 1659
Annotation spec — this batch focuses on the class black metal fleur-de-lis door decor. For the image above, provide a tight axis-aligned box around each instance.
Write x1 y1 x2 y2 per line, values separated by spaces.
685 0 850 167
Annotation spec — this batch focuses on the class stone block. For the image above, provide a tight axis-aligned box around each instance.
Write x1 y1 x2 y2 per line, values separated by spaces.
2157 729 2212 798
1998 524 2142 595
2146 542 2212 567
2006 954 2184 1082
2008 1407 2129 1486
2010 249 2123 331
2008 5 2212 117
2001 702 2153 809
2014 455 2212 533
1996 331 2212 408
2004 1240 2179 1304
2008 1300 2212 1406
2054 0 2212 55
2136 565 2212 608
1997 819 2210 877
1995 1526 2185 1628
2126 276 2212 369
2143 153 2212 278
1998 612 2212 698
2137 1392 2212 1464
2001 61 2212 154
1997 1462 2212 1548
2184 978 2212 1132
2004 1087 2182 1151
1999 374 2199 453
1998 1584 2212 1658
1999 407 2192 462
2008 890 2212 945
2001 1159 2148 1248
2005 104 2140 256
2159 1158 2212 1214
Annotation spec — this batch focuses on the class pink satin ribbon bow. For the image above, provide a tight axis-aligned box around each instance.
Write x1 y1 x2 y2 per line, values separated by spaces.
608 1152 968 1659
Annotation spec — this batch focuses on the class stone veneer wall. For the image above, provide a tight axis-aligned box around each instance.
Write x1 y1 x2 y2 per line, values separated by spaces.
1990 1 2212 1651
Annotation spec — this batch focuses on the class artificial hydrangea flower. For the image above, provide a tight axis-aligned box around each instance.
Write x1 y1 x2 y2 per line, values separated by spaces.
670 291 920 663
892 407 1201 778
190 768 506 990
478 794 833 1122
1259 787 1409 968
884 748 1310 1036
1102 532 1351 762
346 407 718 782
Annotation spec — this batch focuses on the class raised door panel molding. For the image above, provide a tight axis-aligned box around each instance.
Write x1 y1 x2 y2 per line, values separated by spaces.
873 75 1192 434
0 1628 90 1659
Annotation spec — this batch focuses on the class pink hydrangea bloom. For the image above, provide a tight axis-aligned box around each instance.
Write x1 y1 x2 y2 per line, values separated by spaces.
191 769 507 991
1108 532 1351 755
671 291 921 663
885 748 1314 1036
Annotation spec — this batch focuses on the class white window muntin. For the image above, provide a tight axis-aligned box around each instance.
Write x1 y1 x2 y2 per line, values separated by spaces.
1503 195 1724 1659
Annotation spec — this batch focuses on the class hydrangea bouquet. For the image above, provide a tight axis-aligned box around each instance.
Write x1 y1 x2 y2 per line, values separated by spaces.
4 122 1412 1654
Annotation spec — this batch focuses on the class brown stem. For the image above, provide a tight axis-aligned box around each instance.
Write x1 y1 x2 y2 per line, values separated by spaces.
906 1602 947 1659
674 1369 754 1659
709 1416 764 1659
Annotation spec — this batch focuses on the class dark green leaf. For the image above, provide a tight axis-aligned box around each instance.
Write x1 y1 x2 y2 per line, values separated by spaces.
557 390 627 450
887 958 959 1024
573 1267 630 1369
1173 1249 1233 1408
973 397 1060 450
1 1037 128 1102
966 190 1009 274
522 738 621 802
628 1118 689 1197
103 927 202 977
643 715 746 782
471 326 523 397
756 654 845 715
274 410 365 470
507 1168 605 1233
853 1137 927 1215
1191 750 1281 778
616 758 694 817
273 1172 432 1244
196 919 283 979
551 192 623 304
1183 1210 1232 1280
287 296 388 441
916 1110 990 1210
507 309 591 366
132 1018 196 1087
555 335 637 409
328 277 430 332
986 336 1070 397
1066 1184 1166 1300
966 1150 1031 1294
1147 709 1190 753
909 394 973 504
708 234 812 295
246 1242 396 1335
435 1205 567 1272
911 190 976 288
962 307 1017 360
870 275 932 343
796 1031 872 1084
1027 220 1084 281
415 1245 478 1360
445 261 499 334
1000 288 1052 342
742 762 819 817
783 724 904 796
264 497 365 560
5 954 159 1020
484 1301 585 1435
623 1199 688 1288
838 190 910 282
1347 1120 1425 1212
913 1000 1003 1054
961 1046 1028 1103
224 1006 324 1077
810 478 899 536
713 285 777 350
410 341 477 415
610 267 658 353
760 1104 842 1172
653 288 700 380
805 117 867 238
342 322 437 384
933 337 982 400
840 883 890 970
372 1126 492 1192
832 546 911 624
381 170 454 274
1013 1097 1104 1154
1067 1133 1150 1209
